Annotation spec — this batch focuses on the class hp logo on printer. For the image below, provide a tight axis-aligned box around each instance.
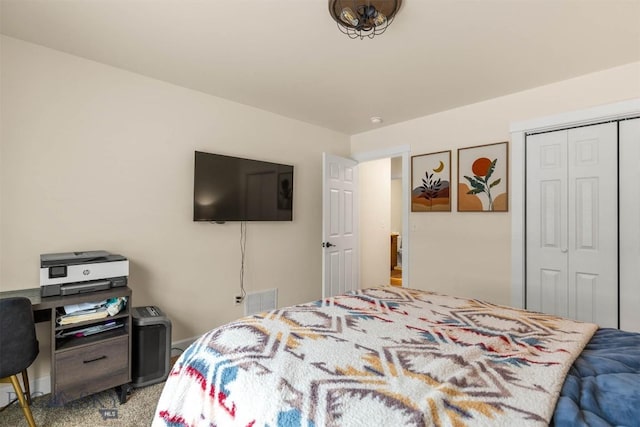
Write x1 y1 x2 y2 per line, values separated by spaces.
83 269 91 275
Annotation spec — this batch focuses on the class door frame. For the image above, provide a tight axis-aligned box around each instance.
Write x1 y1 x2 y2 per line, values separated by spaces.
352 144 411 288
509 98 640 309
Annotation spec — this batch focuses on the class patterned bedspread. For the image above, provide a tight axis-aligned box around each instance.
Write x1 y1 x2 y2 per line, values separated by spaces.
153 287 597 427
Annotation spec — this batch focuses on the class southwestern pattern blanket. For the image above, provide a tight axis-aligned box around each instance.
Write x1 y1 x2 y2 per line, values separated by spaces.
153 287 597 426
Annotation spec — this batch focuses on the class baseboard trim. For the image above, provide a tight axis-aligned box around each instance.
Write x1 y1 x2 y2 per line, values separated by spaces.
170 335 199 357
0 336 200 406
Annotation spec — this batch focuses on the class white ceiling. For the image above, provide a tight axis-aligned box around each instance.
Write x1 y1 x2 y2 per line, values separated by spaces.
1 0 639 135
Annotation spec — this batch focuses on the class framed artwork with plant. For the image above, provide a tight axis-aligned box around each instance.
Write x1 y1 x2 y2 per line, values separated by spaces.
457 141 508 212
411 150 451 212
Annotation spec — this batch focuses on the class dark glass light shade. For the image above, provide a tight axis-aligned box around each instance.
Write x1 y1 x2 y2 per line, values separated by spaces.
328 0 402 39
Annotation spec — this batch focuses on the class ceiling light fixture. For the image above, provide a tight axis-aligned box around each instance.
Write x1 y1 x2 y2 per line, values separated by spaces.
370 116 383 124
328 0 402 39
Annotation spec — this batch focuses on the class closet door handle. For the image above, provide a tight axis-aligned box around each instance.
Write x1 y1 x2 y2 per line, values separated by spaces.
561 248 568 253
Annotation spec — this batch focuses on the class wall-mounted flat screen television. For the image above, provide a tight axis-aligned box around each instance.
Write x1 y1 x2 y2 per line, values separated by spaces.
193 151 294 222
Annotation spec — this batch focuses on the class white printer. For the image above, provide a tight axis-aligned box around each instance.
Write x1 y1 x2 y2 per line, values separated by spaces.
40 250 129 297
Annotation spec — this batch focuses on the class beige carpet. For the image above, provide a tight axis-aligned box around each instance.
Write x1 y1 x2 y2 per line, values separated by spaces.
0 382 164 427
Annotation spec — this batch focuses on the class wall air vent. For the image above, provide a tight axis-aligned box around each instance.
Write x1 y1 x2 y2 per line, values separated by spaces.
244 288 278 316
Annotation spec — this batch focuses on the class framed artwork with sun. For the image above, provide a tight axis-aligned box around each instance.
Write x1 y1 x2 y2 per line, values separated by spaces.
457 142 508 212
411 150 451 212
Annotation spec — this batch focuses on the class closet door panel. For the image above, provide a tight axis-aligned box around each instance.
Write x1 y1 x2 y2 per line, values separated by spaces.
620 118 640 332
539 268 564 316
526 130 568 316
567 123 617 327
526 122 618 327
575 273 597 322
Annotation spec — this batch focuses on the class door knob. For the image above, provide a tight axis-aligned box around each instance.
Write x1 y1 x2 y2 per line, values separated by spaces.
322 242 335 248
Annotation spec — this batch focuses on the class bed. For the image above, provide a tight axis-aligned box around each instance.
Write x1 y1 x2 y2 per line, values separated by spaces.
152 287 640 427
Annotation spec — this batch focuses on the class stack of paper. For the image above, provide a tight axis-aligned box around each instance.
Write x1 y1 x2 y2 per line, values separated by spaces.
57 307 108 325
63 300 107 315
56 297 128 325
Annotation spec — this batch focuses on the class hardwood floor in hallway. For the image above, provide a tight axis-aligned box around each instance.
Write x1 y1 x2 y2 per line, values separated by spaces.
390 267 402 287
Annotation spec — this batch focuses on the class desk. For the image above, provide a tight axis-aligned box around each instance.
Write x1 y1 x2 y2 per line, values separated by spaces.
0 287 132 404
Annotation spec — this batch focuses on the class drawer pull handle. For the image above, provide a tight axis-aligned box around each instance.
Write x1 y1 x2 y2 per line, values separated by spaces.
83 355 107 364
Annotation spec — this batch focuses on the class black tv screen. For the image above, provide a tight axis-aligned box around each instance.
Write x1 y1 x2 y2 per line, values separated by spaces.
193 151 293 222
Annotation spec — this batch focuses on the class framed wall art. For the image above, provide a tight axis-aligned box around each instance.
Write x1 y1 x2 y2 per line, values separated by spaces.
411 150 451 212
457 141 508 212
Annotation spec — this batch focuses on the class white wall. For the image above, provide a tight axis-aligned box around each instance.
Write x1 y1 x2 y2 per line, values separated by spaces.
351 61 640 306
358 158 391 288
0 36 350 383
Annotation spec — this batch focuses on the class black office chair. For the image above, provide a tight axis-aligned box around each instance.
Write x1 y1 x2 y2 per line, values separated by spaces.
0 297 38 427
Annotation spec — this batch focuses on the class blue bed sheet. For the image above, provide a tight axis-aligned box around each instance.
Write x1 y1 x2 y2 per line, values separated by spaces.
552 328 640 427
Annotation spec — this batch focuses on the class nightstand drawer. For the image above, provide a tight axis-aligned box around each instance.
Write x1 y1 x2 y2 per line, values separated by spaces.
55 335 129 390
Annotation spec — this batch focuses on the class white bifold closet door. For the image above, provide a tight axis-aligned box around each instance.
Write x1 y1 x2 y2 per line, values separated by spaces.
526 122 618 327
620 118 640 332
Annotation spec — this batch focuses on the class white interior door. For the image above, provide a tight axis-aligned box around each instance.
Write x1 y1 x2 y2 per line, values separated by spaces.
567 123 617 325
526 130 569 317
526 122 618 327
322 153 359 298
